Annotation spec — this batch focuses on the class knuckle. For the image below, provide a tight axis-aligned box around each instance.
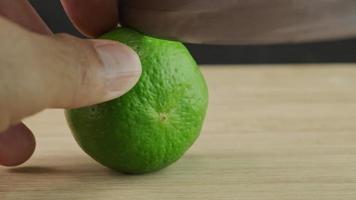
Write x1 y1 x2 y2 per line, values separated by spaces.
50 34 102 107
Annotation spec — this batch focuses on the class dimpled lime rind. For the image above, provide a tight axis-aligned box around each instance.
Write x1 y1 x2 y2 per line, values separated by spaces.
65 27 208 174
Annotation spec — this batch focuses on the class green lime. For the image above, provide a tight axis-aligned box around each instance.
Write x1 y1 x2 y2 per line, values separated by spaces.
65 27 208 174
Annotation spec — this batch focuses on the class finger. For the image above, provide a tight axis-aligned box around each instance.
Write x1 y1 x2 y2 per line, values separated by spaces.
0 123 35 166
0 1 51 167
0 0 50 34
61 0 118 37
0 17 141 131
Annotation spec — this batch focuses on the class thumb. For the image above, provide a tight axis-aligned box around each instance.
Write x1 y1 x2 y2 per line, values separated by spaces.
0 17 141 131
42 34 142 108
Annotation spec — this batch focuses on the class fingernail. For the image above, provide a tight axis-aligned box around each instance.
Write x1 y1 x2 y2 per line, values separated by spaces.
94 41 142 100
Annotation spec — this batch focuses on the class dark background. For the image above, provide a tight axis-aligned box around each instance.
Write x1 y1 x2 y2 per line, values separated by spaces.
30 0 356 64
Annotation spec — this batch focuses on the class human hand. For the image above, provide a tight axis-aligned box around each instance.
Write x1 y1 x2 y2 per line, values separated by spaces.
0 0 141 166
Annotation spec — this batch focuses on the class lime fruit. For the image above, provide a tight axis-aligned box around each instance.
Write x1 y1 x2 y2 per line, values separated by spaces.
65 27 208 174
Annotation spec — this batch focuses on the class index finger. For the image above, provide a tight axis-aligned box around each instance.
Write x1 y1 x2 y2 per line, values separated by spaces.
60 0 118 37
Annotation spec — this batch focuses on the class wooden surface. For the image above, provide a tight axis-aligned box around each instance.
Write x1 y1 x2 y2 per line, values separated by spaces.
1 64 356 199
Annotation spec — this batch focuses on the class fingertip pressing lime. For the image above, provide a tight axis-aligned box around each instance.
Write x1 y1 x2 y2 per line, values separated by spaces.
65 27 208 174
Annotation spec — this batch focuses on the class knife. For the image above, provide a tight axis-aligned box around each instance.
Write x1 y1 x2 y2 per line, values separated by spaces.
119 0 356 45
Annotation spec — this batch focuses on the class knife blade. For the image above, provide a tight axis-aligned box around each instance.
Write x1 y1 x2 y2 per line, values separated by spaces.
119 0 356 45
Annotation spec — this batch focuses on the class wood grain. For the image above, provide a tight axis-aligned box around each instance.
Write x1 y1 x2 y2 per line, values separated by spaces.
1 64 356 199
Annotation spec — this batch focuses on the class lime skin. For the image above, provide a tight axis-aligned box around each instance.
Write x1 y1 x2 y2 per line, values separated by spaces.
65 27 208 174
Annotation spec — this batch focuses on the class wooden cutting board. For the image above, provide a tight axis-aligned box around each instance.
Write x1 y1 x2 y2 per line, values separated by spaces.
1 64 356 200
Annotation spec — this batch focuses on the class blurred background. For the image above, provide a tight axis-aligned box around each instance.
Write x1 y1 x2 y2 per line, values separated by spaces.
30 0 356 64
